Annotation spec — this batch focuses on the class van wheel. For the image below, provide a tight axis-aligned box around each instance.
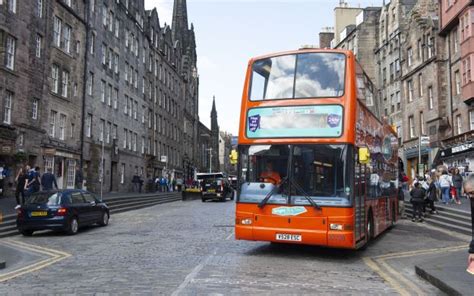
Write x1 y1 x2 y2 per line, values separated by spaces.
67 217 79 235
367 212 374 242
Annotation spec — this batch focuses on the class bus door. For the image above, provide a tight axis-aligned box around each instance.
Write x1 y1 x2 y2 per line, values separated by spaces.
354 161 366 243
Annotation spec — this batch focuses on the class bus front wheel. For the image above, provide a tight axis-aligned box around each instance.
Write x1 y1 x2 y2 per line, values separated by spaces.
366 212 374 243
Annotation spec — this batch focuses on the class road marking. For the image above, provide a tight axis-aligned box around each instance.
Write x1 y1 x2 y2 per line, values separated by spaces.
0 239 71 283
225 232 234 240
364 244 468 295
171 248 217 296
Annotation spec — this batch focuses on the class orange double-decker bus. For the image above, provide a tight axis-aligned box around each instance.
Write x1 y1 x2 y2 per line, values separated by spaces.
235 49 399 249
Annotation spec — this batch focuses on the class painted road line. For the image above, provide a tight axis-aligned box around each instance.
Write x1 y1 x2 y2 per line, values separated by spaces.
363 257 411 296
225 232 234 240
0 240 71 283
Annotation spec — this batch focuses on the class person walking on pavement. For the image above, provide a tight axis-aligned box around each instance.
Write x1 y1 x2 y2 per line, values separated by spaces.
75 168 83 189
410 182 425 222
463 174 474 274
452 168 464 203
398 172 406 219
41 168 58 191
25 166 41 194
14 167 26 208
439 170 452 204
425 175 439 215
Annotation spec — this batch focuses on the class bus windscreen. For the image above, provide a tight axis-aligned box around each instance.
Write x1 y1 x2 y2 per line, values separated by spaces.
250 53 346 101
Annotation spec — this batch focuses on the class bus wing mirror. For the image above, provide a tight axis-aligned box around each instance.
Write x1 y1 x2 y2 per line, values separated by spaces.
359 147 370 164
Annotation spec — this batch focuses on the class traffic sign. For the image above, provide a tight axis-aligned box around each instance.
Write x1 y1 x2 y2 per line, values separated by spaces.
420 136 430 146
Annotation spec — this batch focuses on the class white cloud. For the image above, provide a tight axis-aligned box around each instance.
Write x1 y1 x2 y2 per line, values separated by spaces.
144 0 173 25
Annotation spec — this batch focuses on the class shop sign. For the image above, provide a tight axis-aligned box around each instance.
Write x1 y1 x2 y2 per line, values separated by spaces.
452 142 474 155
43 148 56 155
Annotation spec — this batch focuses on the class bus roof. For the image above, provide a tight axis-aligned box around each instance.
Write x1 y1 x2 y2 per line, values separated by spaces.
248 48 353 64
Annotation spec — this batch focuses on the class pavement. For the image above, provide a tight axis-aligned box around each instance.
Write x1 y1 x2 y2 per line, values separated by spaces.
416 250 473 296
0 190 181 217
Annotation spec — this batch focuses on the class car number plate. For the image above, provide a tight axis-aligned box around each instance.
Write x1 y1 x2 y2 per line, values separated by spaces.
31 211 48 217
276 234 302 242
207 189 216 193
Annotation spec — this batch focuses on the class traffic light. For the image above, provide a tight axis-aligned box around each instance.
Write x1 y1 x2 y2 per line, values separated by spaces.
229 149 238 165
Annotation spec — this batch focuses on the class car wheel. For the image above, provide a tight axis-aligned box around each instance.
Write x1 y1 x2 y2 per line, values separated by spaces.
201 198 206 202
67 217 79 235
20 229 34 236
98 211 109 226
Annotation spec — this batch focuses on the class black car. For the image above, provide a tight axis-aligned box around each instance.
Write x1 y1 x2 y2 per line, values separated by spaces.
17 189 109 236
198 172 234 202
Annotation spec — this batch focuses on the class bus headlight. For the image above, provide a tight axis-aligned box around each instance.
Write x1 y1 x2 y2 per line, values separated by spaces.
330 223 343 231
241 218 253 225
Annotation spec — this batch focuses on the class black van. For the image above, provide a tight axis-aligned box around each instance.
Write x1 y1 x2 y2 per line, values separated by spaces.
197 172 234 202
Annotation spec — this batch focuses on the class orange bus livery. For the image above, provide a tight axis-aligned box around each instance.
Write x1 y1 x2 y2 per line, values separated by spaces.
235 49 399 249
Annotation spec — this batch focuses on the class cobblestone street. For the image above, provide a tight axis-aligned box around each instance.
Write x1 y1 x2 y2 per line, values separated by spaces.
0 200 468 295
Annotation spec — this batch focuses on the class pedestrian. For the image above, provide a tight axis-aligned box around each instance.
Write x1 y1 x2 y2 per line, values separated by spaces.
160 177 166 192
41 168 58 191
369 169 379 198
410 182 425 222
14 167 26 208
463 174 474 274
132 175 140 192
452 168 464 203
425 175 439 215
398 172 406 219
439 170 452 204
75 168 83 189
25 166 41 194
0 163 5 197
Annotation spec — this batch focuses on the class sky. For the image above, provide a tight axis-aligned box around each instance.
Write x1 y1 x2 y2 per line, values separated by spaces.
144 0 386 135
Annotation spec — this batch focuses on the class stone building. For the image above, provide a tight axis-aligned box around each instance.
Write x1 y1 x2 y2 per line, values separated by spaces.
218 131 232 174
375 0 417 149
333 2 362 46
197 121 212 173
335 7 382 118
0 0 87 192
437 0 474 172
81 0 199 193
400 0 447 178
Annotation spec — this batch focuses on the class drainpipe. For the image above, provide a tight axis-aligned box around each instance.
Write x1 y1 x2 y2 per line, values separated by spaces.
447 32 454 139
80 1 91 172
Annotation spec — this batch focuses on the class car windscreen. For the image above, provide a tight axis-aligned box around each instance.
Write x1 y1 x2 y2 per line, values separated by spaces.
26 192 61 206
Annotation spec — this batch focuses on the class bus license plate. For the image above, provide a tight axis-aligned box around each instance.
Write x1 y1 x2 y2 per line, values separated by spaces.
31 211 48 217
276 234 302 242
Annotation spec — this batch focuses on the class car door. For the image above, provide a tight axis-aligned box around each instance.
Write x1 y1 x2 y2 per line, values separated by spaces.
82 191 102 222
70 191 90 225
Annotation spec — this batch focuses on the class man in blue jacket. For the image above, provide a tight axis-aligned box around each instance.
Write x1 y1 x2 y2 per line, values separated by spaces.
41 168 58 191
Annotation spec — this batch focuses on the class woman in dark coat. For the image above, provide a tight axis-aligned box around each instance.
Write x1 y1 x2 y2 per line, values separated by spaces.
452 168 464 202
426 176 439 215
410 182 426 222
14 167 26 207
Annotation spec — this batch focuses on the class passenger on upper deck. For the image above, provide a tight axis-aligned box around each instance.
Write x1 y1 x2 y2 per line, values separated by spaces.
259 161 281 185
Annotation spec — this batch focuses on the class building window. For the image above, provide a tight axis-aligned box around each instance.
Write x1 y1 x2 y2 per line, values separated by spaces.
3 91 12 124
90 33 95 55
59 114 66 140
49 110 57 137
35 34 42 58
52 65 60 93
418 74 423 97
5 36 16 70
61 70 69 98
101 43 106 65
470 110 474 130
113 124 117 140
123 128 127 148
107 84 112 106
463 56 472 85
86 113 92 138
428 86 433 109
114 53 119 74
133 133 137 152
454 27 459 53
427 37 434 58
106 122 111 144
99 119 105 141
128 130 132 150
7 0 16 13
32 99 39 120
63 25 71 53
141 137 145 154
115 18 120 38
407 80 414 102
113 88 118 109
53 16 62 47
409 115 415 139
87 72 94 95
455 114 462 135
120 163 125 184
102 4 108 27
100 80 106 103
407 47 413 67
455 70 461 95
37 0 43 17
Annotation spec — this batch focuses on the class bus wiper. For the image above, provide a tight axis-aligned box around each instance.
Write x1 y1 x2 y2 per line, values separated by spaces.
290 179 321 210
258 176 289 209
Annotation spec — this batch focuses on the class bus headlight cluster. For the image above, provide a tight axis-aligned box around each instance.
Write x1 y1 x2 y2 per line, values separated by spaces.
241 218 253 225
329 223 344 231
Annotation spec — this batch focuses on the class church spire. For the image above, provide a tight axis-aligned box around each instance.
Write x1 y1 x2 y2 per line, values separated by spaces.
211 96 218 131
172 0 189 41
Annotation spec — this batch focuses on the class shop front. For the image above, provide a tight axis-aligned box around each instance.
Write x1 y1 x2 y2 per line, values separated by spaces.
439 142 474 173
